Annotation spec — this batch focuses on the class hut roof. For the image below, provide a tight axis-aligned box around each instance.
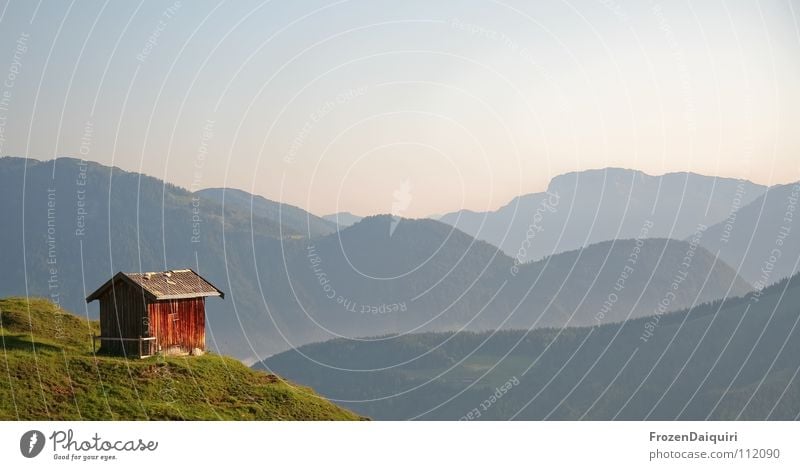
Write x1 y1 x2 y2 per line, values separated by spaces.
86 269 225 302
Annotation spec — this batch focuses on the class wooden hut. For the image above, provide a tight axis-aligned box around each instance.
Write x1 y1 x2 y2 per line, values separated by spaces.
86 269 224 358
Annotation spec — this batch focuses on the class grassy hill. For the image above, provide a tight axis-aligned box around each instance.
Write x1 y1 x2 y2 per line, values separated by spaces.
0 297 361 420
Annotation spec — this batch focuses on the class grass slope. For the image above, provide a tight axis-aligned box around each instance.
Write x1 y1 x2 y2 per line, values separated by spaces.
0 297 361 420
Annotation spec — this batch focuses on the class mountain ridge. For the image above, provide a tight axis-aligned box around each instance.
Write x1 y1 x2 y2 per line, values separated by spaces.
260 269 800 420
322 211 363 228
0 156 762 359
196 187 338 238
699 182 800 285
439 167 768 264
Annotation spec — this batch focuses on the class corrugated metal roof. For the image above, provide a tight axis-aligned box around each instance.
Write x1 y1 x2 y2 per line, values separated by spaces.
86 269 224 302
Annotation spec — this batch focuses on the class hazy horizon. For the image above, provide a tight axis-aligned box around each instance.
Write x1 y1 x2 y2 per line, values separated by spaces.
3 154 788 218
1 0 799 217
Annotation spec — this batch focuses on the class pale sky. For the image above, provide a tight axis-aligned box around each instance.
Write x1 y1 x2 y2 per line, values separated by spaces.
1 0 799 217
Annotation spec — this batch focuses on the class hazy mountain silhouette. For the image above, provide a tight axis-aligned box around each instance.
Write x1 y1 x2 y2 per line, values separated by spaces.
252 216 751 353
261 270 800 420
196 187 338 238
0 156 294 360
699 182 800 285
322 212 363 228
439 168 766 263
0 157 754 361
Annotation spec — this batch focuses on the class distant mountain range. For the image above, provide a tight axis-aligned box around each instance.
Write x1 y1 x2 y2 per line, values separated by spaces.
439 168 767 264
197 187 338 238
0 156 794 363
261 270 800 420
273 216 752 337
322 212 363 228
699 182 800 285
0 157 750 359
0 156 300 360
437 167 800 287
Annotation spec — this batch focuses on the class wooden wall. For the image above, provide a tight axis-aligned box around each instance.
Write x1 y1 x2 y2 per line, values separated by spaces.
98 280 150 356
148 297 205 354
